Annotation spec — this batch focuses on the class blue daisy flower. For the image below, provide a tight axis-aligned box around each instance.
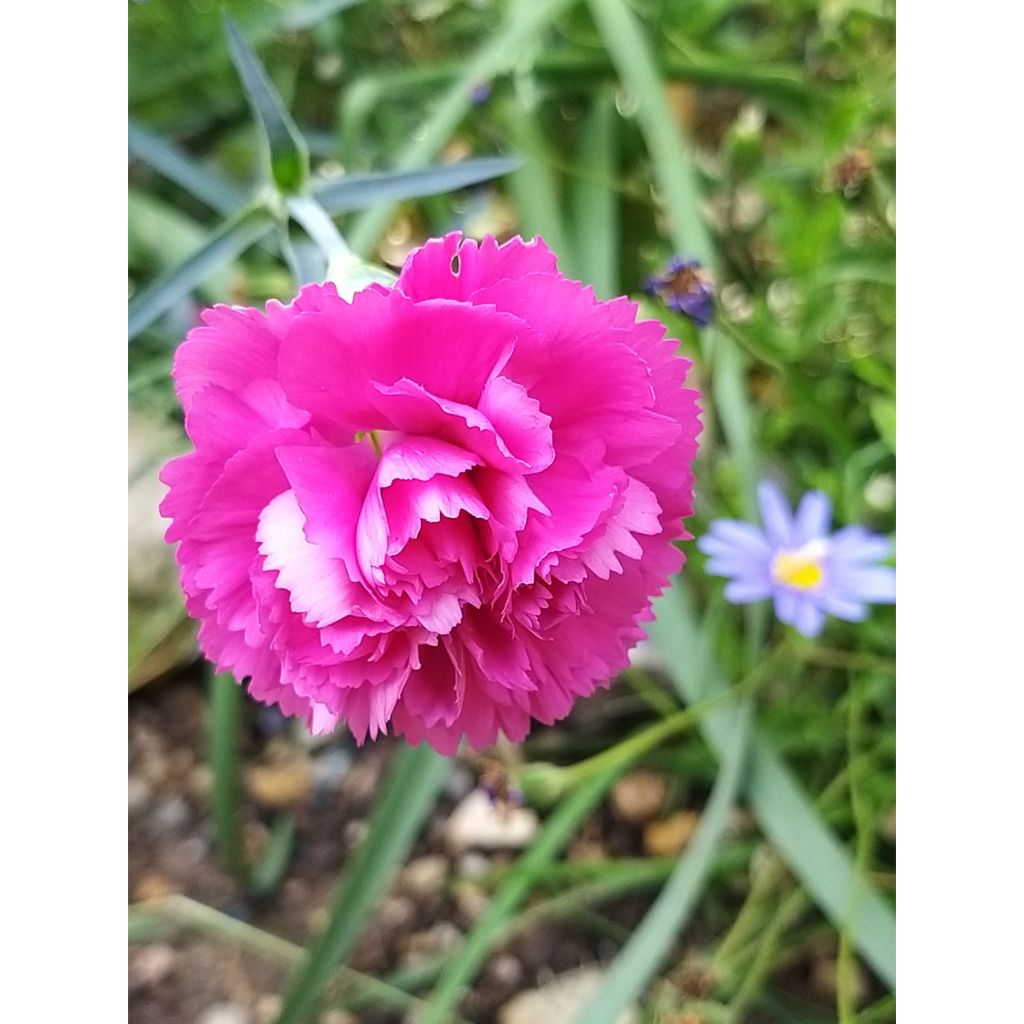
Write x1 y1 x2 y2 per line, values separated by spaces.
698 481 895 638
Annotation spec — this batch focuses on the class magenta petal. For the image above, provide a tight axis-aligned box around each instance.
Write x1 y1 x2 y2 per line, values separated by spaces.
396 232 559 302
160 232 702 752
275 443 377 574
279 288 530 432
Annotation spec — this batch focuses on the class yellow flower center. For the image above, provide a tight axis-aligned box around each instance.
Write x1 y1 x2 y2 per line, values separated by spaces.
771 541 827 591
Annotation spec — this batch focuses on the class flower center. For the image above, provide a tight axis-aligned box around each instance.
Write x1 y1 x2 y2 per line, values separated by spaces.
770 540 827 591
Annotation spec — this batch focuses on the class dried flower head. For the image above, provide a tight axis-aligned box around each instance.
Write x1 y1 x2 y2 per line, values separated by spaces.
643 258 715 327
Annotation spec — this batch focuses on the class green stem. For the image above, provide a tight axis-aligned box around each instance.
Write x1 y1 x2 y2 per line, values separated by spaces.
421 762 622 1024
128 896 460 1020
564 642 790 788
208 669 248 887
723 887 809 1021
838 675 875 1023
273 744 449 1024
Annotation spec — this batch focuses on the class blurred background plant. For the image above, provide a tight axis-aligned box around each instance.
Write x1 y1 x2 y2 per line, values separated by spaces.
128 1 895 1022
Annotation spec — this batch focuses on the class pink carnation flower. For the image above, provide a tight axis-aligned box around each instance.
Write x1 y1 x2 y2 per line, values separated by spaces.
160 234 700 754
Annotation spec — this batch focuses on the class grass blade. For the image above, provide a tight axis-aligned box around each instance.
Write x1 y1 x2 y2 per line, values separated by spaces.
585 0 760 515
573 701 753 1024
504 101 575 274
645 585 896 989
208 671 248 887
273 744 450 1024
250 813 297 899
129 894 455 1019
224 15 310 193
128 120 245 215
586 0 712 265
277 0 368 31
346 0 581 257
128 205 274 340
421 762 622 1024
314 155 521 214
570 92 619 297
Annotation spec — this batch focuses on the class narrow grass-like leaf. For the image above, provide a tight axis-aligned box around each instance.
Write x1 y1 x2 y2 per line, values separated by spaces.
586 0 760 515
504 101 576 274
574 701 752 1024
421 762 622 1024
277 0 368 31
570 92 619 297
128 894 458 1019
346 0 581 257
586 0 712 264
128 120 244 215
128 206 274 340
224 15 310 193
314 155 521 214
250 813 297 898
273 744 449 1024
208 671 248 887
645 585 896 989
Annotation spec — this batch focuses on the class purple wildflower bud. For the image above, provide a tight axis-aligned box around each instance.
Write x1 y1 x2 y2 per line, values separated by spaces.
469 81 492 105
643 257 715 327
697 481 896 638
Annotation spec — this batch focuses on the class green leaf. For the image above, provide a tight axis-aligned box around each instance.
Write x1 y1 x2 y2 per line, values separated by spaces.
129 894 442 1019
277 0 369 32
571 92 619 298
586 0 712 266
313 155 521 214
421 762 622 1024
250 814 297 899
128 120 244 215
208 670 248 887
645 584 896 989
573 701 753 1024
504 101 576 275
128 205 274 341
869 397 896 451
585 0 761 518
273 744 450 1024
347 0 581 257
223 15 310 194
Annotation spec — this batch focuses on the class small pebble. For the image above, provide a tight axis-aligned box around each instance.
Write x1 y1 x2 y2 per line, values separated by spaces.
398 855 448 897
197 1003 251 1024
132 872 177 902
188 765 213 800
402 921 463 960
445 790 538 851
378 895 416 931
319 1012 356 1024
343 819 368 851
149 795 190 834
487 953 523 988
254 995 281 1024
128 776 151 813
643 810 700 856
611 770 669 824
498 967 638 1024
312 748 353 795
454 881 490 924
444 763 475 800
129 944 176 989
458 852 490 879
247 757 313 808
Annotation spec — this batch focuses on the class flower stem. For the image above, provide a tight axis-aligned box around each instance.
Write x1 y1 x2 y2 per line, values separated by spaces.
563 643 790 789
208 669 249 888
285 194 353 266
